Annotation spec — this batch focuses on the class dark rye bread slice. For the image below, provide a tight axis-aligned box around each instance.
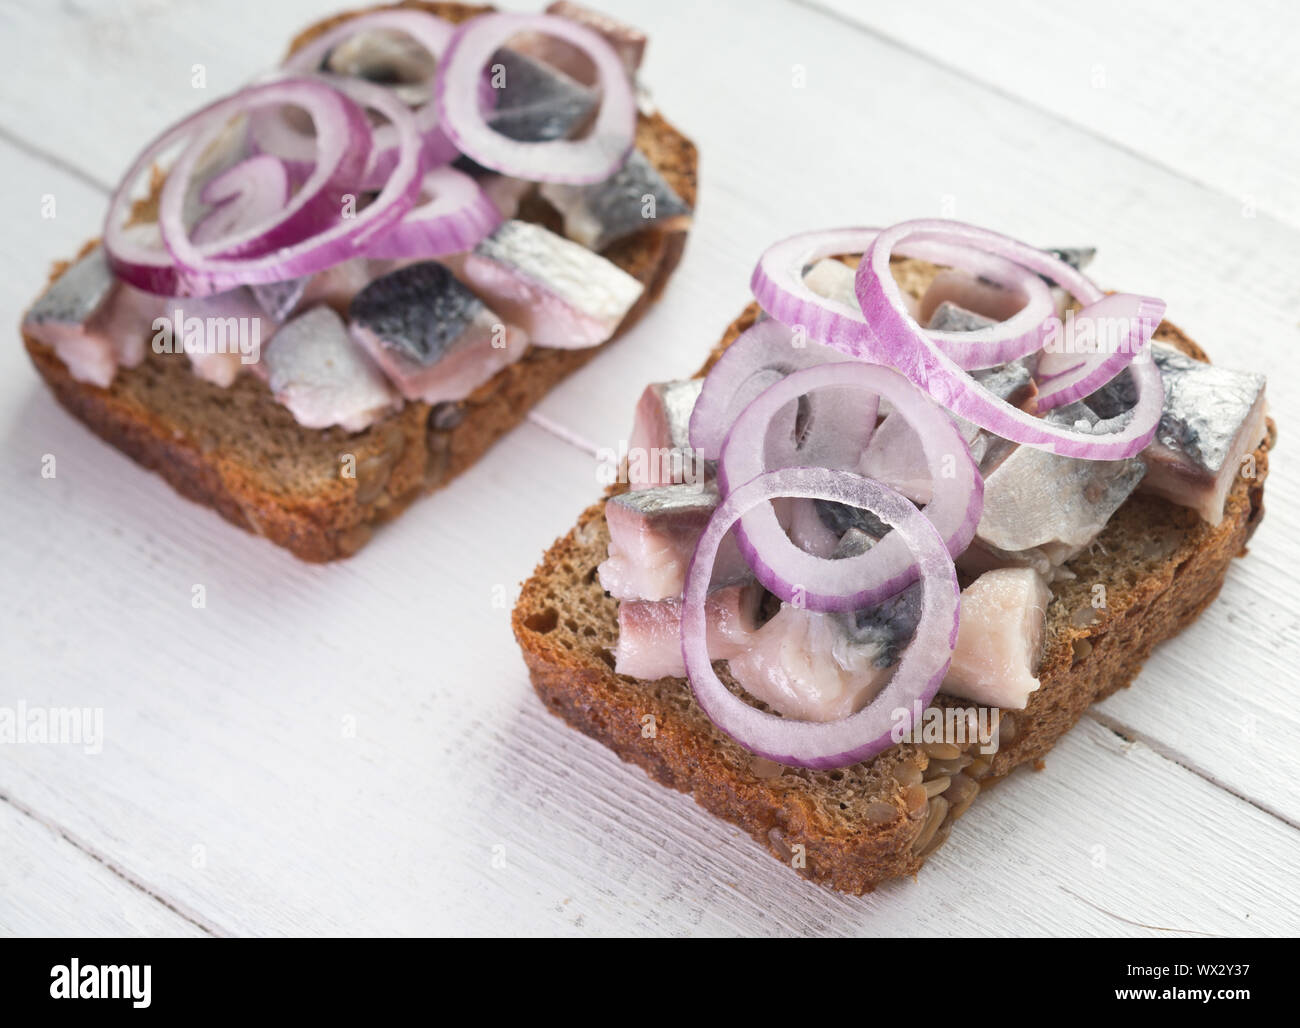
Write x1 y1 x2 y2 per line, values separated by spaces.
512 262 1274 895
21 1 698 561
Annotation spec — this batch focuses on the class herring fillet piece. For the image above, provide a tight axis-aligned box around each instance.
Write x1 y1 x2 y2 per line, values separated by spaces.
485 47 597 143
613 584 760 680
455 219 644 348
627 378 705 488
170 287 272 388
23 247 121 387
971 423 1146 563
262 306 397 432
348 261 528 404
598 484 746 601
1085 342 1268 525
803 257 919 320
942 567 1050 710
539 149 692 251
727 602 898 723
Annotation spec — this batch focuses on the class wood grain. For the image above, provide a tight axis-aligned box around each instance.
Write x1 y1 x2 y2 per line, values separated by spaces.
0 0 1296 935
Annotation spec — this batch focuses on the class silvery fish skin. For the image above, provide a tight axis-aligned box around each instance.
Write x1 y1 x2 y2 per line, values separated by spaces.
456 219 644 348
613 584 760 680
27 246 115 328
351 262 487 365
263 306 397 432
24 247 158 387
627 378 706 488
487 48 597 143
972 405 1146 560
829 529 922 669
1087 342 1268 525
598 484 747 600
539 149 691 251
250 278 308 323
1040 246 1097 282
324 28 436 103
348 261 527 404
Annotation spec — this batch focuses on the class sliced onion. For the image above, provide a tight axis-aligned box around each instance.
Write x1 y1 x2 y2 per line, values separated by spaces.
681 467 959 770
717 362 981 612
1035 292 1165 411
435 12 635 183
854 219 1164 459
363 166 502 258
190 154 290 248
256 8 460 187
688 318 842 460
104 78 373 295
749 227 1058 369
156 78 422 295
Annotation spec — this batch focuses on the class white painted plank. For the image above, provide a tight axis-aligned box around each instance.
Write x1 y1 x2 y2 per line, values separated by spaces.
1 0 1297 935
0 801 206 937
803 0 1300 230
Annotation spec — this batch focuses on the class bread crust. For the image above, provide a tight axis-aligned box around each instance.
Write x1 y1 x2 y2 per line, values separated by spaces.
21 1 697 561
512 303 1274 895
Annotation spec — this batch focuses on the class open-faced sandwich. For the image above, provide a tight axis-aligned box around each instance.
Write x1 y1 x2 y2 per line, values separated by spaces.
513 219 1273 894
21 2 696 560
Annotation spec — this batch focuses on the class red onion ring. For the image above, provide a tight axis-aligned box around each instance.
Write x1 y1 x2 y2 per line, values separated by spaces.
749 227 1057 369
190 154 290 248
1035 292 1165 411
255 9 460 186
435 12 635 183
156 79 422 295
717 361 981 612
854 220 1163 459
681 467 959 770
104 78 373 295
689 317 843 460
363 166 502 258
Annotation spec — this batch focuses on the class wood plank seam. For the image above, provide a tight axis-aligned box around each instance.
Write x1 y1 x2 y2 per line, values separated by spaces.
0 791 226 938
1088 711 1300 832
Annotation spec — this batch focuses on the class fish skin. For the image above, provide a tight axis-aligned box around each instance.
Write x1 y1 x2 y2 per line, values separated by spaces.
1086 342 1268 524
487 48 597 143
974 422 1146 556
456 219 644 348
599 484 747 600
250 278 308 323
829 529 923 668
263 306 397 432
24 247 168 386
1038 246 1097 285
349 262 486 366
613 584 760 680
926 300 993 334
627 378 706 488
26 247 115 327
348 261 527 404
918 269 1025 326
324 27 436 88
1150 344 1265 473
539 150 692 251
814 499 890 542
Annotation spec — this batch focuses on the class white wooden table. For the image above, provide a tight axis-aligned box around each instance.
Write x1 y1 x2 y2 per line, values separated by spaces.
2 0 1297 937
